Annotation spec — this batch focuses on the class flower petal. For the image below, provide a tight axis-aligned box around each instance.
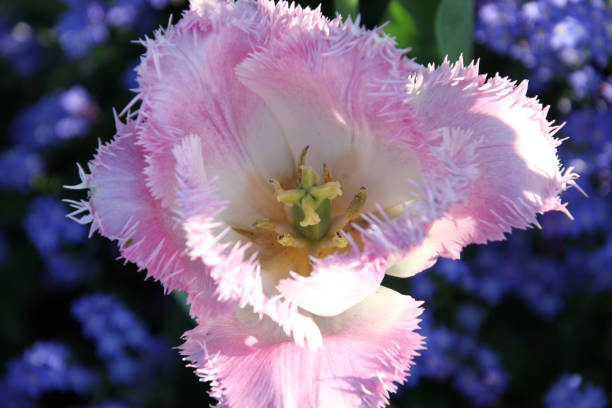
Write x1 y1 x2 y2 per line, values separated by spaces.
234 10 425 214
389 59 578 276
173 134 323 347
135 2 294 214
181 286 424 408
275 250 388 317
65 116 228 320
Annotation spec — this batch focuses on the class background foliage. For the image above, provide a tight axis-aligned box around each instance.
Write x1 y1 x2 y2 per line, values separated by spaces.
0 0 610 407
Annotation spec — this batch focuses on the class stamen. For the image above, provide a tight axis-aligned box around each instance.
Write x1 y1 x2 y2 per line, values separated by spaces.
277 233 306 248
277 233 295 246
346 187 368 220
252 218 276 231
297 145 309 182
258 146 349 244
322 163 334 182
269 178 282 197
332 231 348 248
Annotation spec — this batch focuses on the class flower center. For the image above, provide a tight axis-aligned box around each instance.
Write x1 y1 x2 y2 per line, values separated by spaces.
272 147 342 241
244 146 368 258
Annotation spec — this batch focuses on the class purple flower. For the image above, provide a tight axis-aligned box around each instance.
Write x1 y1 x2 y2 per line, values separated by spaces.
24 196 86 255
0 147 43 191
10 86 97 149
476 0 612 94
569 66 602 100
545 373 608 408
71 294 172 385
44 253 93 287
6 341 96 398
0 18 44 76
55 0 108 58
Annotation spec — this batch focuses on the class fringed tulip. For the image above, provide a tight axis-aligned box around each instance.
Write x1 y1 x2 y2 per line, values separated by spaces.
65 0 578 406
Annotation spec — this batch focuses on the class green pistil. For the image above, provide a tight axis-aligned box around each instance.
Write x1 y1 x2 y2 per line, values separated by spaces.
276 164 342 242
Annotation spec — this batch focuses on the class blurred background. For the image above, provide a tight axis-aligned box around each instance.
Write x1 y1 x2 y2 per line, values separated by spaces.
0 0 610 407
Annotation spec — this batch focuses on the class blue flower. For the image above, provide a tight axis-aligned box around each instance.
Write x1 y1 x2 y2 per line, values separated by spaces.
55 0 108 58
0 18 45 76
23 196 86 255
0 147 43 191
569 66 602 100
545 373 608 408
456 305 485 333
10 86 96 149
0 381 35 408
44 253 93 287
5 341 96 398
71 294 172 385
475 0 612 96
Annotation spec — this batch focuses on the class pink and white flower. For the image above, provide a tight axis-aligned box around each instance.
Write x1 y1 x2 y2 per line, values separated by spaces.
65 0 578 406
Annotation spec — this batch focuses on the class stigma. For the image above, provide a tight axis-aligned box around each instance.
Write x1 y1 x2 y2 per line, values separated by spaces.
271 147 342 241
242 146 369 261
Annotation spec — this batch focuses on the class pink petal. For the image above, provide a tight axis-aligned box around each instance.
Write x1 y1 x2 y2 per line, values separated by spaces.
159 1 441 329
65 117 228 320
276 249 388 317
389 58 578 276
135 2 294 211
181 286 424 408
173 134 323 347
235 11 425 214
231 4 481 314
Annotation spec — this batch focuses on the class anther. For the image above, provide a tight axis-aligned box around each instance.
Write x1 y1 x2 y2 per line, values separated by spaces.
277 233 295 247
346 187 368 220
277 233 306 248
297 145 309 182
269 178 282 197
332 231 348 248
322 163 334 182
252 218 276 231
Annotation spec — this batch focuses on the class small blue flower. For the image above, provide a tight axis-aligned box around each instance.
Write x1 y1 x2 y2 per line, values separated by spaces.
0 147 43 191
6 341 96 398
0 18 45 76
545 373 608 408
44 253 93 287
0 381 35 408
10 86 96 149
71 293 172 385
23 196 87 255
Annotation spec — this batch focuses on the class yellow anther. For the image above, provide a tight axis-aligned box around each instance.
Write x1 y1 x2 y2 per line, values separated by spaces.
297 145 309 182
310 181 342 201
332 231 348 248
252 218 276 231
269 178 282 197
299 195 321 227
277 233 295 247
346 186 368 220
322 163 334 182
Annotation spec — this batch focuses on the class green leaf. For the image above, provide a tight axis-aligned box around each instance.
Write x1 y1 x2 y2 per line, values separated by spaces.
335 0 359 20
434 0 474 61
382 0 442 64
